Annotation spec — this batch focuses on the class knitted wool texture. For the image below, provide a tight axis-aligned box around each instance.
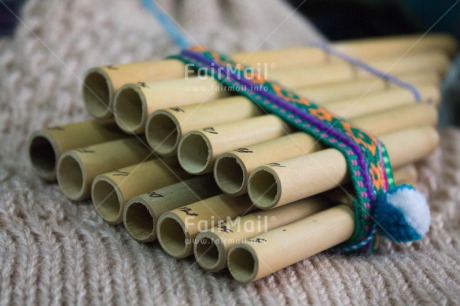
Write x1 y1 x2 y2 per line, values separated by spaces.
1 0 460 305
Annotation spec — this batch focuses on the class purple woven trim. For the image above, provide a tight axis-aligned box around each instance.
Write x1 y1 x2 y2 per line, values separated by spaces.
182 49 377 202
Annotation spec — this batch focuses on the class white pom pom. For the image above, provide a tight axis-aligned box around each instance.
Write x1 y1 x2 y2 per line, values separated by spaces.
385 187 430 237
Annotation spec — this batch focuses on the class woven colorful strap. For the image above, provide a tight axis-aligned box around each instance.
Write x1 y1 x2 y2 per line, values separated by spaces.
171 46 427 252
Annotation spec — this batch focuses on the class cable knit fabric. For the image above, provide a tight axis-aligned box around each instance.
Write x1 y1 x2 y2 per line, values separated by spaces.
0 0 459 305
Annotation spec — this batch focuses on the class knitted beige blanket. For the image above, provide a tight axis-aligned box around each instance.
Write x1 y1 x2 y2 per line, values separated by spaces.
0 0 459 304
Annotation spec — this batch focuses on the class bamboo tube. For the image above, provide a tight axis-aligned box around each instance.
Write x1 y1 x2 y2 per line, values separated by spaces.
226 161 417 283
232 34 457 69
302 72 439 104
123 175 221 242
28 120 125 181
92 158 190 225
113 77 228 134
146 96 265 157
113 51 448 135
312 82 440 119
330 33 457 58
178 82 437 176
194 196 332 272
248 126 439 209
156 194 255 259
238 168 423 285
178 115 295 175
146 72 438 156
321 82 439 119
392 164 418 184
266 51 448 89
227 204 354 283
195 165 415 272
83 60 187 119
83 34 456 119
214 103 437 196
57 138 151 201
233 167 429 282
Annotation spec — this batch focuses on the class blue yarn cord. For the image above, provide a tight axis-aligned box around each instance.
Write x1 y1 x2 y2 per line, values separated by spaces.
141 0 191 49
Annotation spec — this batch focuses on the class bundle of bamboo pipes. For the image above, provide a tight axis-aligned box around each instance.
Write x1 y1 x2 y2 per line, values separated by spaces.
28 34 457 283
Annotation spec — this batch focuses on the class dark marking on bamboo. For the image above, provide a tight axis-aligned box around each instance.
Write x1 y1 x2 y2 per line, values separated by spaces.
179 207 198 216
235 148 253 153
203 127 218 134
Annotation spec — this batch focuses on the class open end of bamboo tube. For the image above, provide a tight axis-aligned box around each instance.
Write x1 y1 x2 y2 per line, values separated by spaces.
114 86 145 134
92 178 123 224
146 111 181 156
194 233 226 271
178 132 212 174
214 155 246 195
124 201 155 241
157 215 191 258
57 154 85 200
227 245 257 283
248 169 280 209
195 236 221 268
29 134 57 180
83 69 112 119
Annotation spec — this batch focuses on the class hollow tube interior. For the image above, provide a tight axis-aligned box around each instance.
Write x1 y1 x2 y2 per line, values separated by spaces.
248 170 278 208
92 179 122 223
195 236 220 268
124 201 155 241
158 217 188 257
178 133 210 174
146 112 180 155
228 246 257 283
83 71 111 118
29 135 56 176
58 155 84 200
115 87 144 133
215 156 245 195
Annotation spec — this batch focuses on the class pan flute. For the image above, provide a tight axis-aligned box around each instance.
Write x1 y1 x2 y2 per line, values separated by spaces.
28 34 456 283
